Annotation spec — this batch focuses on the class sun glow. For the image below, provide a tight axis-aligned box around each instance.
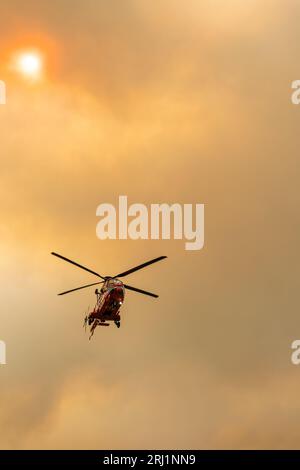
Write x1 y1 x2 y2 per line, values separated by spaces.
14 51 44 80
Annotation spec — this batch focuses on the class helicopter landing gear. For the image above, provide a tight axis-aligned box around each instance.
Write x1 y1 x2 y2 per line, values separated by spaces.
114 321 121 328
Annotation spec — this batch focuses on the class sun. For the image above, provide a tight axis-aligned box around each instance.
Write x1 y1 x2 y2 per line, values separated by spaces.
14 51 44 80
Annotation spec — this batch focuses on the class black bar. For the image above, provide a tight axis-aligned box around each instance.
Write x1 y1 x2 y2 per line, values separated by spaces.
0 450 300 468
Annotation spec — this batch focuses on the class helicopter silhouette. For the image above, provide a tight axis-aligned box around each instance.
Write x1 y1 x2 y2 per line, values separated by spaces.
51 252 167 339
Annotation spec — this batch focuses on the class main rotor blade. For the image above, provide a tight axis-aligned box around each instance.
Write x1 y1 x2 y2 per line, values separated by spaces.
114 256 167 278
51 252 105 279
58 281 104 296
124 284 159 298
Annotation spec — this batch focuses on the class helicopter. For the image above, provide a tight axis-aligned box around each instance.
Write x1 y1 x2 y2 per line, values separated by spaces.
51 252 167 339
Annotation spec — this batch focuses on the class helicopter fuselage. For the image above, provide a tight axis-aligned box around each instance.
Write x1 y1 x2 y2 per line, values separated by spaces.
88 278 125 325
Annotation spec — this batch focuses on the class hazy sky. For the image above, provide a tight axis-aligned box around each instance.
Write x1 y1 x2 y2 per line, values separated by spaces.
1 0 300 449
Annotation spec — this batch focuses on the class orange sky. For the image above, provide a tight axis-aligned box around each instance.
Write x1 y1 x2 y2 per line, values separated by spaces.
1 0 300 449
